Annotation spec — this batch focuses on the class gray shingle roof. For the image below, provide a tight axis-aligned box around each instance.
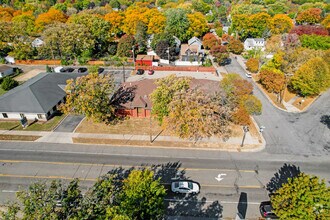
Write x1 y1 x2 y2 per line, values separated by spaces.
0 72 85 113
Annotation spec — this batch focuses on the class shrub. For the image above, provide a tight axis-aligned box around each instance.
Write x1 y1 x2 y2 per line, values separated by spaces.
290 25 329 36
1 77 19 91
228 38 244 54
246 58 259 73
300 34 330 50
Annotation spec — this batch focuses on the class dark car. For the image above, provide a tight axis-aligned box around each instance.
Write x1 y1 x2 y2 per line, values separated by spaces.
219 58 231 66
136 69 144 75
259 201 278 219
98 68 105 74
60 67 75 73
78 67 88 73
148 70 154 75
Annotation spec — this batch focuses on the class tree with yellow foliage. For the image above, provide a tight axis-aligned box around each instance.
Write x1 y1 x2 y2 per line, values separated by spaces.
144 8 166 35
270 14 293 35
35 8 67 31
0 6 16 22
104 11 124 36
187 12 209 38
122 5 148 35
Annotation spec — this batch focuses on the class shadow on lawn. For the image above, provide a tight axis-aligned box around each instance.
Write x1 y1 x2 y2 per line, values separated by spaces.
266 163 301 194
106 161 223 219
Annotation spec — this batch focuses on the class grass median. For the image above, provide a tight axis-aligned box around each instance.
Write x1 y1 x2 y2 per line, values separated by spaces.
0 134 41 141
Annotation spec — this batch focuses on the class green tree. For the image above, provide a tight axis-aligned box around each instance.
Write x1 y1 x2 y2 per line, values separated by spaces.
239 95 262 115
39 23 94 61
150 75 191 125
135 21 147 54
300 34 330 50
290 57 330 96
165 8 190 42
17 180 63 219
60 73 116 123
116 34 135 57
0 202 19 220
164 88 232 140
1 77 18 91
271 173 330 219
68 13 112 57
115 169 166 219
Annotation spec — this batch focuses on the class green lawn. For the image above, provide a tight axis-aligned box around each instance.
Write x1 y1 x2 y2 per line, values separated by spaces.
0 113 66 131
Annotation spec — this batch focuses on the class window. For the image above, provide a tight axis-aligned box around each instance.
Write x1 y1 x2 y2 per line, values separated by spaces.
20 113 25 118
37 114 43 119
137 107 143 115
2 113 8 118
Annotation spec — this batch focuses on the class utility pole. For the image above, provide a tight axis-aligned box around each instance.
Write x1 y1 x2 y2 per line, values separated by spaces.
240 126 249 148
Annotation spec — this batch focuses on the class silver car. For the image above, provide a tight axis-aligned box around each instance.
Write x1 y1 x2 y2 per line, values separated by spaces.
171 181 200 194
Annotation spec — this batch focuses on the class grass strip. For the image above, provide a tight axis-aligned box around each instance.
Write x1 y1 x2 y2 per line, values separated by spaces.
0 134 41 141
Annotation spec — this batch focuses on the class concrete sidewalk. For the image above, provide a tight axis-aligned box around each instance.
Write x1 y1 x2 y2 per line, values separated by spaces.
0 129 264 152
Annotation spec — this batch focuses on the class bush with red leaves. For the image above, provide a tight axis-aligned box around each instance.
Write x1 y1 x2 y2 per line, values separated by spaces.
290 25 329 36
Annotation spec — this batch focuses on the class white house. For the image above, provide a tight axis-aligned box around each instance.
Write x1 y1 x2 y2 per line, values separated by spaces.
188 36 203 52
0 72 86 121
244 38 265 51
32 38 44 48
0 65 14 78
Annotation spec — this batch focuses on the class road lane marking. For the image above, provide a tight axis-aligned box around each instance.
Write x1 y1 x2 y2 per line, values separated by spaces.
0 173 262 189
215 173 227 182
0 159 255 173
1 190 19 193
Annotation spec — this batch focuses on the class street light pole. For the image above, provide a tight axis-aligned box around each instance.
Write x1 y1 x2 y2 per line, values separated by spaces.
240 126 249 148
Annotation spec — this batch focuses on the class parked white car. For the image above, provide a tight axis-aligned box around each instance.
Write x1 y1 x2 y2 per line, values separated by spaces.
245 73 252 78
54 66 64 73
171 181 200 194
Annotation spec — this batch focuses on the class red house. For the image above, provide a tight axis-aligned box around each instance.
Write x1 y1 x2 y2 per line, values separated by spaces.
135 55 154 66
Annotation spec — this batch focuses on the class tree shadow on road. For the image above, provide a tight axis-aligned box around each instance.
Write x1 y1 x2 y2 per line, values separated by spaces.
266 163 301 193
320 115 330 129
237 192 247 219
106 162 223 219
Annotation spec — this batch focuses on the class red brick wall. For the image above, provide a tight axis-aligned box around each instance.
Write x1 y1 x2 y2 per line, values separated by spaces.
116 109 151 118
135 66 216 73
135 60 152 66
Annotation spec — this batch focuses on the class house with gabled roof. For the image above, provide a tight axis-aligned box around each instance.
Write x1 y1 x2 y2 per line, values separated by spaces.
244 38 265 51
0 72 86 121
188 36 203 52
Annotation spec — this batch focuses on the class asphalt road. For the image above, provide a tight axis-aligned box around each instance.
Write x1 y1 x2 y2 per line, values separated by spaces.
225 56 330 156
0 142 329 219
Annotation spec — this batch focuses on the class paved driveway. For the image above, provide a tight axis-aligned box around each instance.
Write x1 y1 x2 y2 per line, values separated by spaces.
54 115 85 133
225 55 330 156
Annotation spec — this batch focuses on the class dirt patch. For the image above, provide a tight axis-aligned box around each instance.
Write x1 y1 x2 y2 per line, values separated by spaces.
75 118 172 136
73 137 259 151
283 89 296 103
292 96 316 111
14 69 43 82
0 134 41 141
75 118 258 139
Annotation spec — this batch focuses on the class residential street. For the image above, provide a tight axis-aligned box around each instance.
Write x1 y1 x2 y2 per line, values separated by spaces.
225 56 330 156
0 142 329 219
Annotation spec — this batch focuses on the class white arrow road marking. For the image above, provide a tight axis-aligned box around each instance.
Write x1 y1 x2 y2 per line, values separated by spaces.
215 173 227 182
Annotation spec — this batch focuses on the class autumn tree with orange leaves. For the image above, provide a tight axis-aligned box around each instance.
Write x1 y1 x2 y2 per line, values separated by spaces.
202 33 221 50
296 8 322 25
35 8 67 31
